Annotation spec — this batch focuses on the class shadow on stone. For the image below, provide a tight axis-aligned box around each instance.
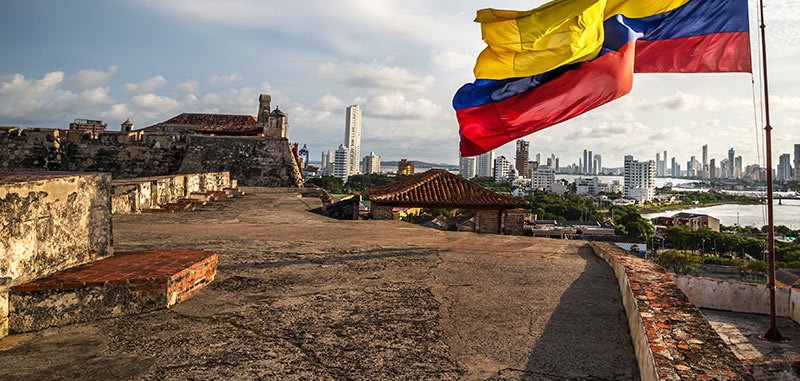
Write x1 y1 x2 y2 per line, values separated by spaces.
520 246 639 380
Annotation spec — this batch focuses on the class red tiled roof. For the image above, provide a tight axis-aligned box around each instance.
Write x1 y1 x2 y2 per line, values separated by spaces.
143 113 260 135
369 169 528 209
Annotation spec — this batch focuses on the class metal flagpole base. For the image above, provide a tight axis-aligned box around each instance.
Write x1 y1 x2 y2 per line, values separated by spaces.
764 325 786 342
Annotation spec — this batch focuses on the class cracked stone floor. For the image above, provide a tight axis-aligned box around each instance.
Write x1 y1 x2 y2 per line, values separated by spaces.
0 188 639 380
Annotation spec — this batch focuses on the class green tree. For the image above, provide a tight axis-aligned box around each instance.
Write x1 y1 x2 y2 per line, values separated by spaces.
305 176 344 194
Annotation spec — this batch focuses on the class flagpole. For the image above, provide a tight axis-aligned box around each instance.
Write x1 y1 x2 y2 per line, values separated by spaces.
759 0 784 342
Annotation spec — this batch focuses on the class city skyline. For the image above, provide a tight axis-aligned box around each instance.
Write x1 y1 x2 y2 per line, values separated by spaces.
1 1 799 164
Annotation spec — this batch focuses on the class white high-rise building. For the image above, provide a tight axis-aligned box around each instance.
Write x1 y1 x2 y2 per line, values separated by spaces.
361 152 381 175
476 150 495 178
778 154 792 182
459 155 477 179
623 155 656 204
344 105 362 176
494 156 512 183
333 145 350 183
321 150 335 176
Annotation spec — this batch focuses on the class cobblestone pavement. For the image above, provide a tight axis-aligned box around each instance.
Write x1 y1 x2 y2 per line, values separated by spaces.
0 188 638 380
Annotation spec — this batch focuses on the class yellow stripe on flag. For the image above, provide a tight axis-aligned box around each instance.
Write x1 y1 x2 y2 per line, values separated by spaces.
472 0 692 80
474 0 606 80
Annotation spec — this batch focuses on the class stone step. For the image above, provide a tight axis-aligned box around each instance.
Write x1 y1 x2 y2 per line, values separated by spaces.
9 249 218 334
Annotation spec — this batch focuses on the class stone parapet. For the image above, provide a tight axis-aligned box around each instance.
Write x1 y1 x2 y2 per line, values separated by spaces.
590 242 753 381
111 172 233 214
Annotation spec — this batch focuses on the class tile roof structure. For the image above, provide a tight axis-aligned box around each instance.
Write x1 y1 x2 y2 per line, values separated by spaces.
369 169 528 209
142 113 261 135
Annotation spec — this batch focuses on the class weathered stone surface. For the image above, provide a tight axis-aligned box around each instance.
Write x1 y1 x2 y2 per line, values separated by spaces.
0 189 639 380
178 136 303 187
310 194 360 220
0 277 8 339
0 173 112 286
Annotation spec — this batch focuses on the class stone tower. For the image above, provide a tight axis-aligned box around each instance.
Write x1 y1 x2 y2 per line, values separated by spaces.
257 94 271 127
121 118 134 132
267 107 288 139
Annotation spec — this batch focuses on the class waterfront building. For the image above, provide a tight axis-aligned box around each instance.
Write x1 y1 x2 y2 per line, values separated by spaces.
362 152 381 175
398 159 415 176
298 144 309 170
623 155 656 204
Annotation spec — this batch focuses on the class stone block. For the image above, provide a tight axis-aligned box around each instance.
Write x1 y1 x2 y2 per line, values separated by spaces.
503 209 526 236
0 277 9 339
9 250 218 333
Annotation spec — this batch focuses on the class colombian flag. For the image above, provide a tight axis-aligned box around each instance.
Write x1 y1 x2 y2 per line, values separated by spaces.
454 0 751 156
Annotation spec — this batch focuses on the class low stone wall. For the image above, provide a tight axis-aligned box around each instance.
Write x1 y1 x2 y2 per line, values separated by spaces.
673 276 792 317
111 172 232 214
590 242 753 380
0 277 8 338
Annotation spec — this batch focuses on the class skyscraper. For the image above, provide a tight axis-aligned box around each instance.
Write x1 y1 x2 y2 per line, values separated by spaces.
588 150 594 175
735 156 743 179
515 140 531 178
663 151 668 176
476 150 495 178
728 148 735 178
671 157 678 177
333 145 350 183
594 154 602 175
702 145 708 168
795 144 800 180
656 153 662 177
709 159 717 179
778 154 792 181
344 105 362 176
624 155 656 204
582 150 589 174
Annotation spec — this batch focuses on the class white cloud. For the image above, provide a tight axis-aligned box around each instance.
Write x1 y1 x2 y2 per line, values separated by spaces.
100 104 131 120
62 66 118 89
79 87 114 104
312 93 343 111
430 50 473 70
0 72 79 122
209 73 243 84
363 92 442 120
317 62 337 76
123 75 167 93
177 80 199 93
331 62 435 92
566 122 649 140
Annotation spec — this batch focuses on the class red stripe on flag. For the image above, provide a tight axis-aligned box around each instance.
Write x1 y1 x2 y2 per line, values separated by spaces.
635 32 752 73
457 42 636 157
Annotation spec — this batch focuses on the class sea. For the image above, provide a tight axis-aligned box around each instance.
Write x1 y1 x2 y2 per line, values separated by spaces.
642 200 800 229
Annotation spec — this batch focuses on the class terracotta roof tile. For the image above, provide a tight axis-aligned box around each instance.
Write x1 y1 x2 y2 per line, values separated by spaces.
369 169 528 209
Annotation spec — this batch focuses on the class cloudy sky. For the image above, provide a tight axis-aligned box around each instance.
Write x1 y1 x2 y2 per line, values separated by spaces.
2 0 800 168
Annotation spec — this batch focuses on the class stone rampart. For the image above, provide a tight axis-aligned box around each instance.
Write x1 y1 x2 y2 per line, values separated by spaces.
590 242 753 380
178 136 303 187
0 128 301 187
